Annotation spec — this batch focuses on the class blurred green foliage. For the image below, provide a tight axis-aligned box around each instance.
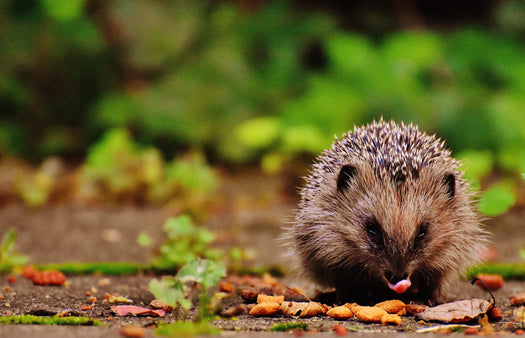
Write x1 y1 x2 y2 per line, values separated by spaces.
1 0 525 215
154 215 220 270
79 128 217 207
0 230 29 272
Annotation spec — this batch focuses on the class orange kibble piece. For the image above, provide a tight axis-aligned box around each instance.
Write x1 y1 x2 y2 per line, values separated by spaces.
119 325 145 338
353 306 388 323
7 275 16 283
333 324 349 336
257 294 284 304
21 265 37 279
249 302 281 316
219 281 235 293
81 304 94 311
375 299 406 314
32 270 66 286
327 306 353 320
381 313 402 326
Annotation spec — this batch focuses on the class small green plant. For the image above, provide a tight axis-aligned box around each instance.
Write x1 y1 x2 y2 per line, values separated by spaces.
153 215 221 270
0 315 100 326
149 259 226 321
155 321 220 337
0 230 29 272
270 322 309 332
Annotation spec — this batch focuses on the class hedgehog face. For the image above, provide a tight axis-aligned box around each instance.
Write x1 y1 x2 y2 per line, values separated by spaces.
330 159 471 298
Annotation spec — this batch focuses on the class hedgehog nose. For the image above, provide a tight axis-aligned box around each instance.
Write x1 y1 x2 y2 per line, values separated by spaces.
384 270 409 285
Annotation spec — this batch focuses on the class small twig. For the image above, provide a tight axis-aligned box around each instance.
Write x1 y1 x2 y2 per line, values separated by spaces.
471 277 496 307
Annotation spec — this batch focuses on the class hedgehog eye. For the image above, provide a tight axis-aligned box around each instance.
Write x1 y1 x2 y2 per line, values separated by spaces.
414 222 429 247
365 218 382 242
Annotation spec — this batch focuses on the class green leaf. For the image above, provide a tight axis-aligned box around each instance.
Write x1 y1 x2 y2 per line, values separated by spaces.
478 185 516 216
176 259 226 289
235 117 281 150
137 233 153 247
148 278 191 309
457 150 494 189
42 0 85 21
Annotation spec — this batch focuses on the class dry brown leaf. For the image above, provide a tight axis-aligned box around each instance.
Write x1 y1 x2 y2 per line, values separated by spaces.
150 299 174 312
280 301 327 318
111 305 165 317
514 306 525 325
220 304 247 317
416 299 492 323
510 293 525 306
249 302 280 316
353 306 388 323
257 294 284 304
381 313 402 326
326 306 353 320
375 300 406 314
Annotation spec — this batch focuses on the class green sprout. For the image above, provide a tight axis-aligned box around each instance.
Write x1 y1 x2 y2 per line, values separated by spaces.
0 230 29 272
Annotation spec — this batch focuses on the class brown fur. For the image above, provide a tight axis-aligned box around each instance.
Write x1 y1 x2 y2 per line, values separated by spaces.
289 119 488 305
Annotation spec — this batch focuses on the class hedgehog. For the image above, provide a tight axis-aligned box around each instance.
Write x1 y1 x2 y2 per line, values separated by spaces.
289 119 488 305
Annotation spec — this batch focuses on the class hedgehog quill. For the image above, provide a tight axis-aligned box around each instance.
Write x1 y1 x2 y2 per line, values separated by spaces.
289 119 488 305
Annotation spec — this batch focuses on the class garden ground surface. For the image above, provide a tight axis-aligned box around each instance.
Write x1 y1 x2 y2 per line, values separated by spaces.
0 170 524 337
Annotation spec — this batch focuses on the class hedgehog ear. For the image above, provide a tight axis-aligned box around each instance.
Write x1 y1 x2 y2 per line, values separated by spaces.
337 165 357 192
443 173 455 199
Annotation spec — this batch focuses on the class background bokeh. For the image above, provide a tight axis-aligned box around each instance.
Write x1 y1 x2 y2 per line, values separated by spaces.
1 0 524 215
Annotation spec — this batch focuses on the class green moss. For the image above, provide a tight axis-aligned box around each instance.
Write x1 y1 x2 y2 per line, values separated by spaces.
155 321 220 337
270 322 308 332
0 315 101 326
37 262 146 275
466 263 525 280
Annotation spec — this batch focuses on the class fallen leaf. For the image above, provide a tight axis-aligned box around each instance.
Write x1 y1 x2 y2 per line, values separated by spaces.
111 305 165 317
220 304 247 317
514 306 525 325
417 299 492 323
150 299 174 312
